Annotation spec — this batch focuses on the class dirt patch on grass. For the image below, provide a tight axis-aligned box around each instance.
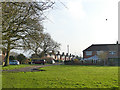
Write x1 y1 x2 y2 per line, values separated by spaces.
2 64 61 72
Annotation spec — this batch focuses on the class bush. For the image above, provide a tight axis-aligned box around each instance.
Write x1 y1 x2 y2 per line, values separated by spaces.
64 60 74 65
22 59 29 64
9 56 15 60
74 59 80 63
17 54 27 64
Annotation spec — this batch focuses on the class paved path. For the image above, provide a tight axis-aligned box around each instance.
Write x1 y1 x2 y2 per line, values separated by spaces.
2 63 63 72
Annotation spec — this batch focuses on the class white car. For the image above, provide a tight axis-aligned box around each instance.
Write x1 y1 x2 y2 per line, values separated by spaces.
52 60 55 64
9 60 20 65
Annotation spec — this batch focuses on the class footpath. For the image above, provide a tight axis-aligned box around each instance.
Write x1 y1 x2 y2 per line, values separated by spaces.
2 63 63 72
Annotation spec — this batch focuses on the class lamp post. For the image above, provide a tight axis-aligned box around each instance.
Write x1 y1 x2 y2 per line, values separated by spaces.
67 45 69 55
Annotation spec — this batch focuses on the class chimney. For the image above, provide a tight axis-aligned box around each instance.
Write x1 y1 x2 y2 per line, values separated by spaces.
116 41 118 44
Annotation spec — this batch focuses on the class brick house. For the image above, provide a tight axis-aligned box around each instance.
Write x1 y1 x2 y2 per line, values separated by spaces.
83 44 120 64
0 49 7 65
44 52 73 61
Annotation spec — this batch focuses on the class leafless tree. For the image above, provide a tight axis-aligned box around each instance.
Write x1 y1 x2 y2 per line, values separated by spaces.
98 52 108 65
2 1 55 66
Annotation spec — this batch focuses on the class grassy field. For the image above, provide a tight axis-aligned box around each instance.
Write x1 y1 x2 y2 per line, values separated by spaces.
0 73 1 90
2 63 54 71
2 65 118 88
2 64 32 70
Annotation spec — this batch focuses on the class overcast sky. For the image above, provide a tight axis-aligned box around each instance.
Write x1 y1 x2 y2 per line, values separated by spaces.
43 0 119 56
13 0 119 57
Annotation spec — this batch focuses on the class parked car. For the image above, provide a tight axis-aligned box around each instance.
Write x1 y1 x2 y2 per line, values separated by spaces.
32 59 46 65
9 60 20 65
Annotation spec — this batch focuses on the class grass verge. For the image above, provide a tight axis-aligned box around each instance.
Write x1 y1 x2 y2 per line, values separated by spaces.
2 65 118 88
2 64 32 70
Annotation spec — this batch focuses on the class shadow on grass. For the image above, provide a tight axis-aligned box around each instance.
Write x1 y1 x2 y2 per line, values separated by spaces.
31 68 46 72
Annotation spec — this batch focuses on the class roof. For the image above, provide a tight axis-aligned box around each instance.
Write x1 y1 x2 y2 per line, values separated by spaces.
83 44 120 51
84 55 99 60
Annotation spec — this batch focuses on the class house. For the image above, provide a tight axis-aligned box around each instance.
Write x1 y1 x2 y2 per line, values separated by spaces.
44 52 74 61
83 43 120 64
0 48 7 65
31 51 75 62
55 51 61 60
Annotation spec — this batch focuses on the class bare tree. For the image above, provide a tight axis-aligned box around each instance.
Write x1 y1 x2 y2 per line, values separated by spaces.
24 32 60 58
98 52 108 65
2 1 54 66
39 33 60 57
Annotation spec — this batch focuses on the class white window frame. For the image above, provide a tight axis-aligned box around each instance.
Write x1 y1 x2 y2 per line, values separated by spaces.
86 51 92 56
109 51 116 55
57 55 60 59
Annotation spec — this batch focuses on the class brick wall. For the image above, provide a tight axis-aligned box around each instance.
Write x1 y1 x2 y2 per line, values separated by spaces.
83 51 97 59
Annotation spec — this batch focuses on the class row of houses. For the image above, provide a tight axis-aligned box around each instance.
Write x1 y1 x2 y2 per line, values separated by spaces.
30 42 120 63
31 52 76 61
1 42 120 64
40 42 120 62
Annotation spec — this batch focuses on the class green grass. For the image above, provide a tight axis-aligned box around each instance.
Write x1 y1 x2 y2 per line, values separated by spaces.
2 64 32 70
2 63 52 70
0 73 1 90
2 65 118 88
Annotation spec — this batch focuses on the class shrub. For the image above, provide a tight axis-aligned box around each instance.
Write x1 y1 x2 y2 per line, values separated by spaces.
9 56 15 60
17 54 27 64
74 59 80 63
22 59 29 64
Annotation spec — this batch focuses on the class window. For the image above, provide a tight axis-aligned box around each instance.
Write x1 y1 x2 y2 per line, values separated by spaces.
86 51 92 56
97 51 104 55
58 55 60 59
62 56 65 58
109 51 116 55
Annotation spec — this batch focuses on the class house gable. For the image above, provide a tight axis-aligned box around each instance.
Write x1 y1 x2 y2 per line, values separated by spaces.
83 44 120 60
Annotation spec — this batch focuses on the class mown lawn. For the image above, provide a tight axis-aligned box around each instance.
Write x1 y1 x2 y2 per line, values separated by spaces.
2 64 32 70
2 65 118 88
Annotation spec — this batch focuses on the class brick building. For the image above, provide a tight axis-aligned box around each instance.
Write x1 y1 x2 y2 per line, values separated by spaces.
83 44 120 64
